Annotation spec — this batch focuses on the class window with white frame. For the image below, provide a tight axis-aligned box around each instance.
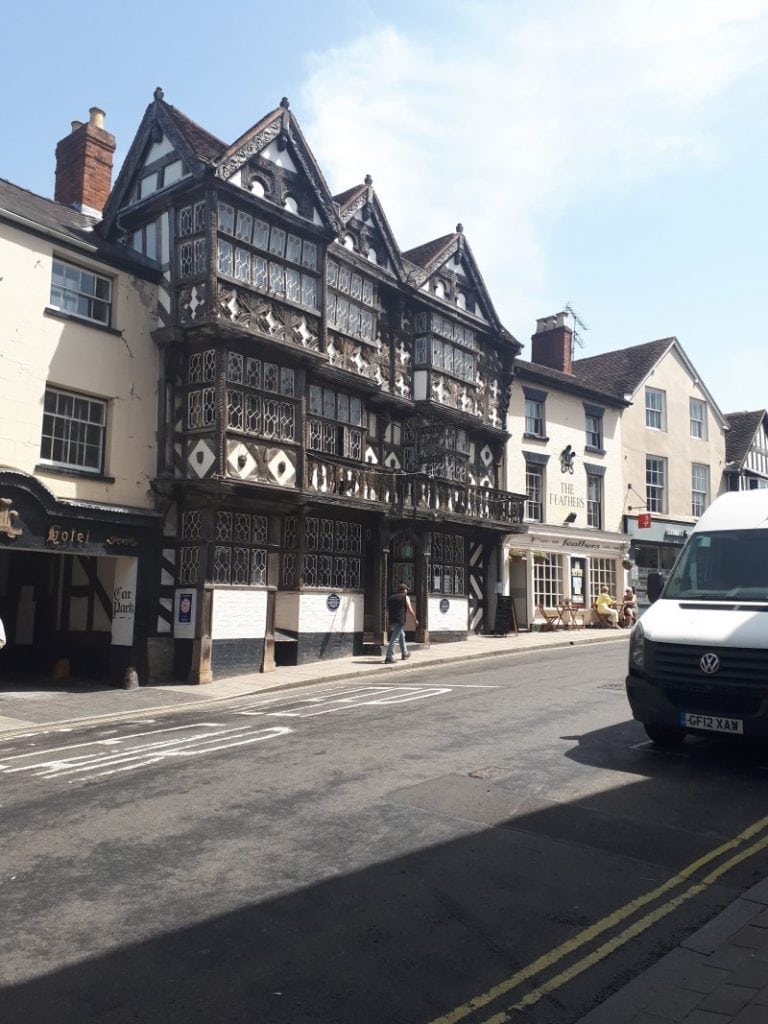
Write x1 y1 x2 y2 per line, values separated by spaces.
50 259 112 327
645 387 666 430
646 455 667 513
584 402 604 451
691 463 710 517
40 387 106 473
525 462 544 522
690 398 707 440
524 398 545 437
589 558 617 601
533 555 563 607
586 470 603 529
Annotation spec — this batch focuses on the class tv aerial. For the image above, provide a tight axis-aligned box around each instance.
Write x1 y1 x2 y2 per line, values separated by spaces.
564 303 589 352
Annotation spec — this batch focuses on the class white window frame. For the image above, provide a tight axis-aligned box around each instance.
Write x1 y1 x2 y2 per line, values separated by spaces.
646 455 667 513
691 463 710 517
50 259 113 327
586 472 602 529
645 387 666 430
690 398 707 440
525 463 544 522
40 386 107 474
524 399 545 437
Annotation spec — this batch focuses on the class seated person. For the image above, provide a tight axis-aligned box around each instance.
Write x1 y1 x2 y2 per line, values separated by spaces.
595 585 620 628
620 587 638 627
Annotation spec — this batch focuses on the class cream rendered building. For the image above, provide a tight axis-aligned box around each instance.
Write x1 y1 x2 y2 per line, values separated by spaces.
505 313 630 629
573 337 728 603
0 109 162 683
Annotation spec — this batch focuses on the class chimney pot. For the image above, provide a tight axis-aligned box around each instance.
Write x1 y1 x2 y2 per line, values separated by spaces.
531 311 574 375
55 107 115 216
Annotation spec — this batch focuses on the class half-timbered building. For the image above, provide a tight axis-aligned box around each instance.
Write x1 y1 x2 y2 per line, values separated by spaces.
101 90 525 681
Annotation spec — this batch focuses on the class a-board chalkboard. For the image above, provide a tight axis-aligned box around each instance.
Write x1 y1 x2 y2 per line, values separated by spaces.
493 595 518 636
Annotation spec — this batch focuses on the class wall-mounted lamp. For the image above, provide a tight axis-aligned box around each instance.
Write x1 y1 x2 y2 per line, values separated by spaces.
563 512 577 524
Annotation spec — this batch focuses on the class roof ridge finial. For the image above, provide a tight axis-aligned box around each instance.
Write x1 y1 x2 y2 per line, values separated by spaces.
279 96 290 109
153 87 165 102
364 174 373 186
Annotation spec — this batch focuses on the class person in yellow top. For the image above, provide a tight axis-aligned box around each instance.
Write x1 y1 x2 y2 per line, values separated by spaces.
595 585 620 628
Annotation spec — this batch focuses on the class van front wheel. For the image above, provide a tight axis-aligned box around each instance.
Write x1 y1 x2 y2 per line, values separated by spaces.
644 722 685 747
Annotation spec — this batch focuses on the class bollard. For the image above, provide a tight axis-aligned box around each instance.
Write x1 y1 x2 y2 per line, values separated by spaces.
122 667 139 690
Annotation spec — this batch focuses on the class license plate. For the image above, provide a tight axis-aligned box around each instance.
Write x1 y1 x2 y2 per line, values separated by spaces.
679 712 744 735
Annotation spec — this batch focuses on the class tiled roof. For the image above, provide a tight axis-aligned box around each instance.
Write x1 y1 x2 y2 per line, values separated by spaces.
515 358 629 406
0 178 160 277
0 177 97 235
724 410 767 466
163 103 227 163
571 337 675 399
333 184 367 210
402 232 457 269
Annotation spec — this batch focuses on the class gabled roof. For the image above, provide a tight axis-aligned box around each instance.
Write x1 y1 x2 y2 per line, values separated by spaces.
571 335 729 430
571 337 674 399
163 103 227 163
724 410 768 467
215 98 342 233
0 178 160 279
402 224 504 333
101 88 227 232
333 175 405 280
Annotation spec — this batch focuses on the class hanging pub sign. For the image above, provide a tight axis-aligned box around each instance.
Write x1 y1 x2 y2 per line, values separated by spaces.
638 513 652 529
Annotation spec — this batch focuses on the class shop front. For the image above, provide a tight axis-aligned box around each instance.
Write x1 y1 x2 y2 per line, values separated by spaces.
506 528 629 629
0 471 162 684
623 515 690 604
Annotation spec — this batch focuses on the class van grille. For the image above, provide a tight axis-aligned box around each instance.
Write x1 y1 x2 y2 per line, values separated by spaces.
649 641 768 714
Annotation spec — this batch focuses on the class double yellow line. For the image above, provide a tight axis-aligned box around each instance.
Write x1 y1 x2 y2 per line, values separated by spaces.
430 815 768 1024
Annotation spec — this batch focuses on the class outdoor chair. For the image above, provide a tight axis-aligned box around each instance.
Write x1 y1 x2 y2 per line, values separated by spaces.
537 604 561 631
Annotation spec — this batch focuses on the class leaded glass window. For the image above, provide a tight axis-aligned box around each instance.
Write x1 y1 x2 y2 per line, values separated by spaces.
212 511 269 586
303 517 362 589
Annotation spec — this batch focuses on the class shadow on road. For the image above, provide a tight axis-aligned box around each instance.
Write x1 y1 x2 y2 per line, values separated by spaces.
3 721 768 1024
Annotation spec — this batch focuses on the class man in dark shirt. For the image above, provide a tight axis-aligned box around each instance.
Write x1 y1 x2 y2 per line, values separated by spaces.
384 582 418 664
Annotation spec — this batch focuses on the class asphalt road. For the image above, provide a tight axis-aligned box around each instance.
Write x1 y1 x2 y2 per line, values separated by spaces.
2 644 768 1024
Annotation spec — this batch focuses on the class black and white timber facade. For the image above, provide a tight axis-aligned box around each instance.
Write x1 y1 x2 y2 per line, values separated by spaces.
102 90 525 681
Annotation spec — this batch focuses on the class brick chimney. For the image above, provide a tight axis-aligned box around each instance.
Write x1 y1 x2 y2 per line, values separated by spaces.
54 107 116 217
531 312 574 375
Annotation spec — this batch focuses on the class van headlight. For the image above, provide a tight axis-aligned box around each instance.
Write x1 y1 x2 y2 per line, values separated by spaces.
629 620 646 672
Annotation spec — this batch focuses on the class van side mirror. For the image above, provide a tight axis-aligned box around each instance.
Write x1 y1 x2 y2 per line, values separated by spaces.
646 572 663 603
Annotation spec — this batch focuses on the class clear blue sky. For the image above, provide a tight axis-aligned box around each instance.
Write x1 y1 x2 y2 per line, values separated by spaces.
3 0 767 415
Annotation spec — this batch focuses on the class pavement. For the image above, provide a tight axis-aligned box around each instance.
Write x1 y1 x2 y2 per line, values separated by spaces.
2 625 767 1024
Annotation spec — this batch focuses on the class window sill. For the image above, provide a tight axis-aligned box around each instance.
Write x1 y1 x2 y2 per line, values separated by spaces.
523 433 549 443
36 463 115 484
584 446 606 456
44 307 122 336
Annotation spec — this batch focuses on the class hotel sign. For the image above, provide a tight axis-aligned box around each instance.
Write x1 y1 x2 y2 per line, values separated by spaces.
0 498 22 539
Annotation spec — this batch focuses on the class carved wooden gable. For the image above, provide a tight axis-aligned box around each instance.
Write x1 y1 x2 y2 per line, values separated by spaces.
214 100 342 235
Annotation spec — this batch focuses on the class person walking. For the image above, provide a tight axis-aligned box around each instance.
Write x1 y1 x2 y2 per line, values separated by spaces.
384 582 418 664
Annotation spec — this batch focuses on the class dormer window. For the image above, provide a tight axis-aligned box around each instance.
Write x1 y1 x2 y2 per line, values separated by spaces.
367 248 378 265
435 280 446 299
456 291 467 310
250 180 266 197
284 195 299 214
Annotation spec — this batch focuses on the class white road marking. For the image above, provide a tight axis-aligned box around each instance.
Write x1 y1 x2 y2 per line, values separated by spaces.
232 684 453 718
0 723 292 780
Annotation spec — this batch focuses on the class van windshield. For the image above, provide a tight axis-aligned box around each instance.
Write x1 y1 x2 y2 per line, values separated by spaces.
664 530 768 601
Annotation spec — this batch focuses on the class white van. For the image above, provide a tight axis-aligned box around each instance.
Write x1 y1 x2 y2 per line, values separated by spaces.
626 489 768 746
